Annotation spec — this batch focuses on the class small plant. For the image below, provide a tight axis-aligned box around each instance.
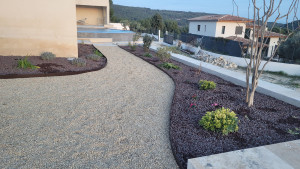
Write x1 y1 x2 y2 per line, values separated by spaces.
199 80 216 90
130 45 137 51
86 54 102 61
143 35 153 52
144 53 152 57
128 42 136 51
287 128 299 135
190 103 196 108
40 52 56 60
160 62 180 70
18 56 40 69
156 47 171 62
192 95 197 100
71 58 86 67
199 107 239 135
94 50 103 57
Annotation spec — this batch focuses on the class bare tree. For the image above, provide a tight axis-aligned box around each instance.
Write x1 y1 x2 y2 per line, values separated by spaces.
233 0 299 107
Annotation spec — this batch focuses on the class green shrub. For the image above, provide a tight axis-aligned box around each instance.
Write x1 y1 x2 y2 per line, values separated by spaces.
143 35 153 52
130 45 137 51
87 54 102 61
40 52 56 60
128 42 136 51
156 47 171 62
198 80 216 90
160 62 180 70
18 56 39 69
94 50 103 57
144 53 152 57
71 58 86 67
199 107 239 135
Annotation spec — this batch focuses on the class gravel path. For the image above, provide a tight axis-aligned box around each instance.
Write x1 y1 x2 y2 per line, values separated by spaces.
0 46 178 169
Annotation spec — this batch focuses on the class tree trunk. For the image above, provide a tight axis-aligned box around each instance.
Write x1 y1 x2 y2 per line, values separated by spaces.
246 65 251 103
248 88 255 107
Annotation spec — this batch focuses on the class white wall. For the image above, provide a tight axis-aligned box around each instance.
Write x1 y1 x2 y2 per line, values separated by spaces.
201 48 300 76
215 22 246 38
267 37 279 57
177 41 300 76
189 21 217 37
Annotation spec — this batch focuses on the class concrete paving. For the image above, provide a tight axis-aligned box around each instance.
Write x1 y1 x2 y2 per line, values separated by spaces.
0 45 178 169
188 140 300 169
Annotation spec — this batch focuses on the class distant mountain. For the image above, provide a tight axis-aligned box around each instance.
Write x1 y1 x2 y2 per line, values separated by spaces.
112 4 214 27
268 20 299 30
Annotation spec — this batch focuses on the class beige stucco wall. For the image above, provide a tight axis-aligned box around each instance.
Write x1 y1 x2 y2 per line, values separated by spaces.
215 22 246 38
189 21 217 37
0 0 78 58
77 6 105 25
189 21 246 38
76 0 109 24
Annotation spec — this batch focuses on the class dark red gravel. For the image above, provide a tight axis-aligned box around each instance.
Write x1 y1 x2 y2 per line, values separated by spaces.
0 44 107 78
120 46 300 169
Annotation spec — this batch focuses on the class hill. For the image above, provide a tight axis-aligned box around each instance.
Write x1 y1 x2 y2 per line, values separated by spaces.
112 4 214 27
268 20 299 30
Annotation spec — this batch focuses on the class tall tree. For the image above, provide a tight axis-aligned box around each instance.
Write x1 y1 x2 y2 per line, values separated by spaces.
233 0 299 107
151 13 164 40
279 31 300 61
109 0 115 22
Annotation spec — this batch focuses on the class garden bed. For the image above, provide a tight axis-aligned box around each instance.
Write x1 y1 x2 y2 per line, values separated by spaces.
0 44 107 79
120 45 300 169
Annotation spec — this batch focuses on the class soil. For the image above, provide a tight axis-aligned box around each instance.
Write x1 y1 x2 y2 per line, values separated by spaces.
0 44 107 79
120 46 300 169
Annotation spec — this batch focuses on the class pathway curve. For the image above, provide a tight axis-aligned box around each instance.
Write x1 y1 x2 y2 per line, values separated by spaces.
0 45 178 169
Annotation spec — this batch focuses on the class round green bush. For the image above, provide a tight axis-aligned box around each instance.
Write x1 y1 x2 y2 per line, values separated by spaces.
144 53 152 57
143 35 153 52
199 107 239 135
41 52 56 60
156 47 171 62
71 58 86 67
199 80 216 90
86 54 102 61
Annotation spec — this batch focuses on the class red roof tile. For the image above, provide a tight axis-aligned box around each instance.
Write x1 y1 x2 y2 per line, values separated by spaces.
188 15 252 22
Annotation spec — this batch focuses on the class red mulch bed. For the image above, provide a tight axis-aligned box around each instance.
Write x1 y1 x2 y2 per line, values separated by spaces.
120 45 300 169
0 44 107 79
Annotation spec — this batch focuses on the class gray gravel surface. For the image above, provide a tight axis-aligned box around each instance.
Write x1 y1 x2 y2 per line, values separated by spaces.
0 46 178 169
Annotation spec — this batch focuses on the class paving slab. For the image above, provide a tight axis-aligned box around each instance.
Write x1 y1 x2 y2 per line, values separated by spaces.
188 140 300 169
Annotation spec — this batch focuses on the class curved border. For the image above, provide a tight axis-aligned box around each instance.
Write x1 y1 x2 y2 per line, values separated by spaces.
0 56 107 79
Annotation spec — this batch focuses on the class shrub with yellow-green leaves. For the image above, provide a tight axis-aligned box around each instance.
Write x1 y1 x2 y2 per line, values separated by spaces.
199 107 239 135
198 80 216 90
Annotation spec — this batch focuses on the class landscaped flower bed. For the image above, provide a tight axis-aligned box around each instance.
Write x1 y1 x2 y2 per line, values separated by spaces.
120 45 300 169
0 44 107 79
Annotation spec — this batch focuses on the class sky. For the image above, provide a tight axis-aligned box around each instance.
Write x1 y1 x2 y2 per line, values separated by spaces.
113 0 299 23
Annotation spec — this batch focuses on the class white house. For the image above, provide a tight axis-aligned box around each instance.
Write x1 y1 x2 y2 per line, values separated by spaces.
188 15 251 38
188 14 285 58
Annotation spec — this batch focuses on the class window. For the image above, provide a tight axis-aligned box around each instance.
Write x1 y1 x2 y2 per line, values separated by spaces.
245 28 251 39
205 25 207 32
198 25 201 31
222 26 226 34
235 26 243 35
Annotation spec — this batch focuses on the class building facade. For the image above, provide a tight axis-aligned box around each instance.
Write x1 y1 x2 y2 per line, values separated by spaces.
0 0 109 58
188 15 285 58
